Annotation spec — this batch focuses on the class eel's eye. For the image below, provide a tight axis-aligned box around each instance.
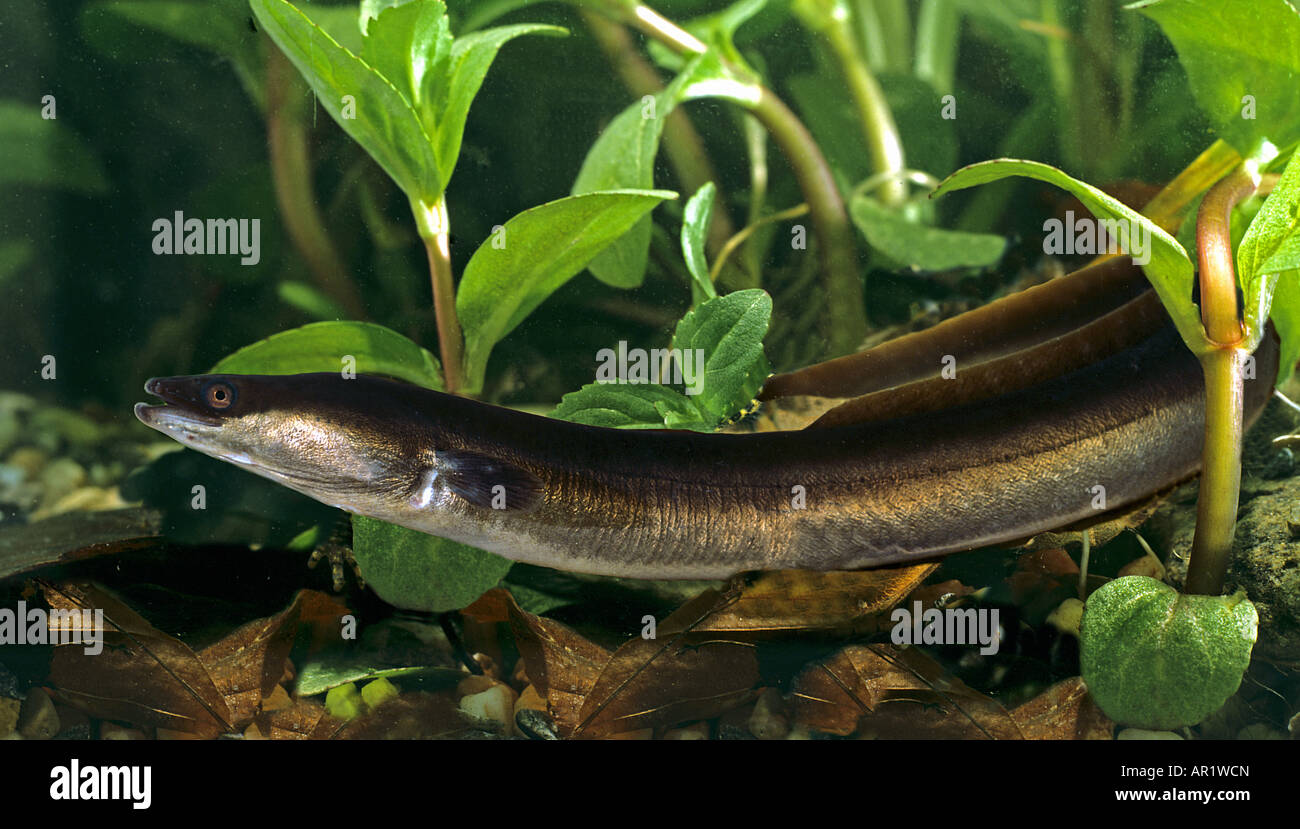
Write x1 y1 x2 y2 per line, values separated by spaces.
204 381 236 410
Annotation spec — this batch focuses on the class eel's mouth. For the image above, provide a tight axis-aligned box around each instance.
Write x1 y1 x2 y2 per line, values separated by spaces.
134 377 224 430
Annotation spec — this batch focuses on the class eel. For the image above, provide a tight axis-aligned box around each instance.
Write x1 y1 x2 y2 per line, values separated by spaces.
133 264 1280 580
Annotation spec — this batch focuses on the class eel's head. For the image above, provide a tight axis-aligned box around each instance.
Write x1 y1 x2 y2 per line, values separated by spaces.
135 374 429 510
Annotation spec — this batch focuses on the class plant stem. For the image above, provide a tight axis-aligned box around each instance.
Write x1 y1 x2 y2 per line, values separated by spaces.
1185 166 1259 596
749 87 867 354
580 10 736 258
1186 346 1246 596
412 195 464 394
1196 167 1257 346
624 3 868 355
1140 140 1242 234
915 0 958 94
265 48 367 320
819 10 907 207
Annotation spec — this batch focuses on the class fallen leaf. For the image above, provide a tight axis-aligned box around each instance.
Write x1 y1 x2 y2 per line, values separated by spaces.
1009 677 1114 739
791 644 1022 739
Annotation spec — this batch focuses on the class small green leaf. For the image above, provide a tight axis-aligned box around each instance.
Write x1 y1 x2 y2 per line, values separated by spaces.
671 288 772 422
1130 0 1300 155
211 320 444 390
360 0 452 113
1080 576 1258 730
1268 269 1300 385
276 281 347 320
1240 151 1300 345
851 194 1006 272
457 189 677 393
351 516 512 612
572 50 759 288
550 384 708 430
681 182 719 302
934 158 1206 350
434 23 567 192
250 0 443 200
0 100 108 194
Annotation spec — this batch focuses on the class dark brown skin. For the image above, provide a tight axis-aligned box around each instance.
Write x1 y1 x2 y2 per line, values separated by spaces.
135 276 1281 579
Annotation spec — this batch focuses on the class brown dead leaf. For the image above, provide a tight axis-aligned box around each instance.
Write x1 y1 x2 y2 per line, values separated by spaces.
43 581 234 737
44 583 346 737
1007 547 1078 610
504 588 611 730
198 589 343 726
571 588 760 738
334 691 481 739
690 565 939 638
257 697 345 740
1009 677 1114 739
792 644 1022 739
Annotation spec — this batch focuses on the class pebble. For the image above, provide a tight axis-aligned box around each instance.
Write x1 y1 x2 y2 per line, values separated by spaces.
0 698 19 739
30 486 127 521
663 722 710 740
1046 598 1085 637
100 723 147 740
748 688 789 740
1118 552 1166 581
515 708 559 740
17 689 59 740
38 458 87 508
459 683 518 736
5 447 47 479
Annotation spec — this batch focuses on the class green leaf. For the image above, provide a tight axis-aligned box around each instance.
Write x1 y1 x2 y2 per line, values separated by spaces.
850 194 1006 272
250 0 443 200
550 384 709 430
93 0 266 107
457 189 677 393
351 516 512 612
671 288 771 422
933 158 1207 350
572 50 759 288
1240 151 1300 345
1080 576 1257 730
681 182 719 302
1130 0 1300 155
434 23 567 192
360 0 452 114
0 100 108 194
276 281 347 321
1268 269 1300 386
211 321 444 390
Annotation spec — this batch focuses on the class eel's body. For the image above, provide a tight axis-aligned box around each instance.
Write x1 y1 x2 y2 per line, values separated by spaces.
134 264 1280 579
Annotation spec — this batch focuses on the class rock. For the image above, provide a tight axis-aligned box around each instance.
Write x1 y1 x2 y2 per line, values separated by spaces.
38 458 87 508
459 683 517 736
513 684 547 719
663 722 710 740
1117 728 1183 740
1118 552 1166 581
100 723 148 740
1147 474 1300 660
0 698 19 739
456 674 497 698
515 708 559 740
748 688 789 740
1235 724 1286 740
17 688 59 740
1046 598 1085 637
30 486 127 521
5 447 47 480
